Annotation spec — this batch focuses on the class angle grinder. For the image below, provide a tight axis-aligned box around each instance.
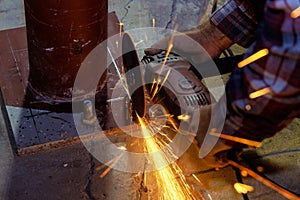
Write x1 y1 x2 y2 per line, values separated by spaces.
121 32 215 128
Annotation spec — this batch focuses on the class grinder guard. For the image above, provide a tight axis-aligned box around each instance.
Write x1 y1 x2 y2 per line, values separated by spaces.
142 51 215 129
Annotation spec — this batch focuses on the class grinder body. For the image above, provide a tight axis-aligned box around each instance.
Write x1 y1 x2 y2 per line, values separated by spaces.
142 51 215 126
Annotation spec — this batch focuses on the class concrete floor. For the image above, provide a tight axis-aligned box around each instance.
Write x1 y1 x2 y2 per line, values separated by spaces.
0 0 299 199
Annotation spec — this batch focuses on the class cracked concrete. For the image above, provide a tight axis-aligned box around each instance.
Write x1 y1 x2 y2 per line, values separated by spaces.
119 0 134 23
5 143 92 200
83 150 96 200
0 0 25 30
1 0 300 199
165 0 178 29
109 0 211 31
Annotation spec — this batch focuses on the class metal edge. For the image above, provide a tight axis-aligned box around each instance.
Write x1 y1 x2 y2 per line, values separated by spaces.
0 87 18 156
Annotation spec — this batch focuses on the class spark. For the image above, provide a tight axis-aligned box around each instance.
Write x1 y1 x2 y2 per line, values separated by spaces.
118 145 127 150
209 129 262 147
162 124 177 133
208 194 213 200
150 68 171 100
121 64 125 75
135 40 144 46
234 183 254 194
99 153 124 178
107 97 125 103
95 159 115 172
150 78 158 96
249 87 272 99
152 18 156 28
162 42 174 68
167 114 179 132
150 25 179 100
291 6 300 19
257 166 264 173
157 131 173 143
137 115 196 199
144 172 147 186
107 47 131 100
192 174 203 185
153 68 172 100
238 48 269 68
241 170 248 177
118 22 124 36
228 160 300 200
96 152 126 171
245 104 251 111
178 114 191 122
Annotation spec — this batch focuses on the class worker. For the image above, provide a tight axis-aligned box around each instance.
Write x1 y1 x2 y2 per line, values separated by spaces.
145 0 300 167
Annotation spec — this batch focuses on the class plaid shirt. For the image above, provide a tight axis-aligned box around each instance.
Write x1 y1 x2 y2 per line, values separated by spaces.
210 0 300 146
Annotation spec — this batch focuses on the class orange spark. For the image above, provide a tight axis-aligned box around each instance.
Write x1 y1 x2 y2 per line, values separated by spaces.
208 194 213 200
249 87 272 99
257 166 264 173
291 6 300 19
234 183 254 194
192 174 203 185
245 104 251 111
95 146 126 171
178 114 191 122
144 172 147 186
153 68 172 100
99 153 123 178
137 115 196 199
95 159 115 172
167 114 179 132
228 160 300 200
179 129 196 137
241 170 248 177
238 49 269 68
161 24 179 68
150 25 179 100
209 129 262 147
157 24 178 77
118 22 124 36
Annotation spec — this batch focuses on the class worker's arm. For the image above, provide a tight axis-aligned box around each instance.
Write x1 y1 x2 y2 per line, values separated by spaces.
202 0 300 168
145 0 264 59
210 0 265 48
144 20 233 59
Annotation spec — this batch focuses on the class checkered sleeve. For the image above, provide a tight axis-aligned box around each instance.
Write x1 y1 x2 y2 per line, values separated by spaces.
210 0 264 47
220 0 300 148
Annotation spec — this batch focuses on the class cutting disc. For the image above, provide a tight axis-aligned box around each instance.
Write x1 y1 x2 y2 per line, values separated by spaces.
122 32 146 121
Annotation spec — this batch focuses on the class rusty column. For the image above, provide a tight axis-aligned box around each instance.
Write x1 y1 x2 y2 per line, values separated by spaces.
24 0 107 110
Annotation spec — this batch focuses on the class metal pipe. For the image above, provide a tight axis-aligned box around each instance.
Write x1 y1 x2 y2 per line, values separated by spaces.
24 0 108 108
